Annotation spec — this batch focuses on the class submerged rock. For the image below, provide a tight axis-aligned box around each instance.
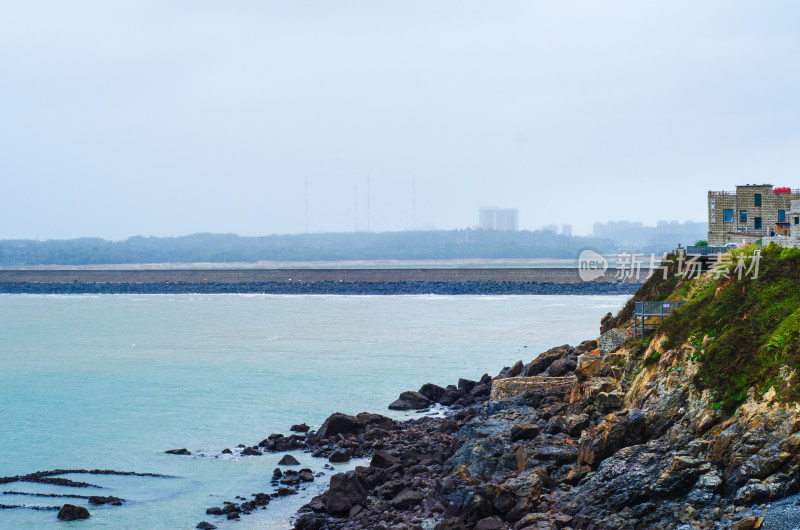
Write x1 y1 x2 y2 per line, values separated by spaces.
88 495 123 505
57 504 90 521
328 449 350 463
165 448 191 455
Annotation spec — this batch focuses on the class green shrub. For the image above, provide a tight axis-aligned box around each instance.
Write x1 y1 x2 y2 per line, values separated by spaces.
657 244 800 412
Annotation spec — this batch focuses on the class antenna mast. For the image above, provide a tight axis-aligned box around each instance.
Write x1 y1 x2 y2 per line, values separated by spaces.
304 178 309 233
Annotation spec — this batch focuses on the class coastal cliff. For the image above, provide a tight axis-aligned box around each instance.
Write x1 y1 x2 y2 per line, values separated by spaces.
285 244 800 529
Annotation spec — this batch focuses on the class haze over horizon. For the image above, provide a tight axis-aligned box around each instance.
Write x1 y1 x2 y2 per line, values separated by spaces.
2 1 798 241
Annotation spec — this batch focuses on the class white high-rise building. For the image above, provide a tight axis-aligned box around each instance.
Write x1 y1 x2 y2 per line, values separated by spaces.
479 207 519 231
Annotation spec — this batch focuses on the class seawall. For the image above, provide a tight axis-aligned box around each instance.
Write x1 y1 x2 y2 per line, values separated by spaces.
0 268 645 295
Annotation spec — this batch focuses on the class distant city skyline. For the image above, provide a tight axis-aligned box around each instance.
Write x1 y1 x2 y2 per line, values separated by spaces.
2 2 797 240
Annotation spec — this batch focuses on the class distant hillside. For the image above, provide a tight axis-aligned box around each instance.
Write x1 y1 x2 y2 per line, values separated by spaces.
0 229 689 266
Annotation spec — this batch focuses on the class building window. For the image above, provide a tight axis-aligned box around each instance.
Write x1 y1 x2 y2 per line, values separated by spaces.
754 193 762 207
723 209 733 223
754 217 762 230
779 209 786 222
795 216 799 225
740 210 747 223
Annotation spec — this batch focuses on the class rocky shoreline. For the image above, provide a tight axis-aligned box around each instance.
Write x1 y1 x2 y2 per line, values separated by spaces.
203 330 800 530
0 280 638 295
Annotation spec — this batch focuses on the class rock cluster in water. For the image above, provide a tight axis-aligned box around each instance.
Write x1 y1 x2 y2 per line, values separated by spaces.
0 469 168 520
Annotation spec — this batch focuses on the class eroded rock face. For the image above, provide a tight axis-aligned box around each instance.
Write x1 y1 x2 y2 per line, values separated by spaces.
574 353 610 381
436 338 800 528
577 409 647 468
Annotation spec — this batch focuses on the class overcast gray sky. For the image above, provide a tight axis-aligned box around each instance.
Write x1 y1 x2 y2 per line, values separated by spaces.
1 1 798 240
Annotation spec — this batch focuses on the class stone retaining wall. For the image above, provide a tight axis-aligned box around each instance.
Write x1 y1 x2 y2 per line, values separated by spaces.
490 376 577 401
597 328 635 353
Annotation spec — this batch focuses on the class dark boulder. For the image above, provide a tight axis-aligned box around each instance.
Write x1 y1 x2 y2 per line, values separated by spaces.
277 487 297 496
242 447 262 456
205 507 223 515
326 471 367 515
469 382 490 398
365 426 391 440
455 393 476 407
316 413 360 439
295 513 326 530
253 492 271 506
221 503 239 514
524 345 570 376
261 433 307 452
165 448 191 455
377 478 411 499
299 469 315 482
371 451 401 469
197 523 217 530
57 504 90 521
355 412 391 426
439 387 462 406
390 488 424 509
281 471 301 486
278 454 301 466
388 391 431 410
503 360 524 378
545 357 577 377
458 378 477 393
329 449 350 463
290 423 310 433
474 516 504 530
226 512 239 520
418 383 447 402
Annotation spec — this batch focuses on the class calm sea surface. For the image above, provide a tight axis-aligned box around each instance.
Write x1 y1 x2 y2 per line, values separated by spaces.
0 294 626 528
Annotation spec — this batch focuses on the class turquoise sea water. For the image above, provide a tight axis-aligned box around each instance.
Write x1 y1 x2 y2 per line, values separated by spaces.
0 294 626 529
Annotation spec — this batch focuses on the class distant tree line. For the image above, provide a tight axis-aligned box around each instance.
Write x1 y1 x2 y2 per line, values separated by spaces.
0 227 703 266
592 220 706 249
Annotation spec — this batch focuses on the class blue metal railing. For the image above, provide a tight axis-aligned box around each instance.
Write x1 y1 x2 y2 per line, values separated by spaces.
634 301 685 338
686 246 729 256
